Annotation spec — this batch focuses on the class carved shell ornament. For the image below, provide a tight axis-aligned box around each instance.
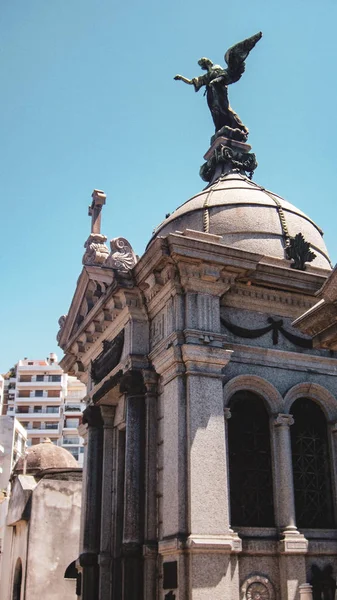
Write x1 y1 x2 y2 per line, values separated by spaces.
105 237 137 272
241 576 274 600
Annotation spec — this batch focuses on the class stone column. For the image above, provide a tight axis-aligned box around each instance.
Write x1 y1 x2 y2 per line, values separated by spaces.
273 414 296 531
299 584 313 600
98 405 115 600
274 415 308 600
143 371 158 600
328 422 337 523
120 370 146 600
80 405 104 600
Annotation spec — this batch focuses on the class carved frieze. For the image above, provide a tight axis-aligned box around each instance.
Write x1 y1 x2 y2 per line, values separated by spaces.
150 311 166 349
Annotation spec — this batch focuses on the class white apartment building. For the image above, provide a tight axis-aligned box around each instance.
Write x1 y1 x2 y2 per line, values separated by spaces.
6 354 86 466
0 376 4 416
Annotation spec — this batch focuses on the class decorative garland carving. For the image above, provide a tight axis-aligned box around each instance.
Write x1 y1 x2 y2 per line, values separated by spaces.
200 143 257 182
221 315 312 348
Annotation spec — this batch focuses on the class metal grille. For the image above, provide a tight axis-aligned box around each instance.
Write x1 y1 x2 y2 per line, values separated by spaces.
228 392 274 527
291 398 334 528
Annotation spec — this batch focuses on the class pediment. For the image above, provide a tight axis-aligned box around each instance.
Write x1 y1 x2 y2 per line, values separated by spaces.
57 265 116 350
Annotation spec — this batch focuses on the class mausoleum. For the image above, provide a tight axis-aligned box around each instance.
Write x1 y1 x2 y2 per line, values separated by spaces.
57 33 337 600
0 439 82 600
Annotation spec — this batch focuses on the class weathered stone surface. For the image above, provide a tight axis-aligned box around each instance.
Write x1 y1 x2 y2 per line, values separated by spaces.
151 172 331 269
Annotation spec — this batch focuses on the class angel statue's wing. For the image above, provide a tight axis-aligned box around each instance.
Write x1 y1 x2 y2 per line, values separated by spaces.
224 31 262 83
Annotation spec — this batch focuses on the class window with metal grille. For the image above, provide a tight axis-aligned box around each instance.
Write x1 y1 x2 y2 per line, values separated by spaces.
290 398 334 529
228 391 274 527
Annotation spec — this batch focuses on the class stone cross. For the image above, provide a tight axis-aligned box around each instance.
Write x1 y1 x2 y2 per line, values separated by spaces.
88 190 106 235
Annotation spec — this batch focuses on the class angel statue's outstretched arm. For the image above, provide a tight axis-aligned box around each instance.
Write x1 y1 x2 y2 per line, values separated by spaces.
173 32 262 141
224 31 262 85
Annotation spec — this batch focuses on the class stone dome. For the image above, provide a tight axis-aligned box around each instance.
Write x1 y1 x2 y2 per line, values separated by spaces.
15 438 78 474
152 173 331 270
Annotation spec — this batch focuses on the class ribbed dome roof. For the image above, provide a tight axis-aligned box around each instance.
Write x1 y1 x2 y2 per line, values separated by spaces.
152 173 331 270
15 438 78 474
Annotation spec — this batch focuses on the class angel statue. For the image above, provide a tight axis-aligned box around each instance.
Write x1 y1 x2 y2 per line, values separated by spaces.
174 32 262 142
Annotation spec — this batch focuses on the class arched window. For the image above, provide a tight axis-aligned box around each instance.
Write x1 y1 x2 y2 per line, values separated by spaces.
290 398 334 528
12 558 22 600
228 391 274 527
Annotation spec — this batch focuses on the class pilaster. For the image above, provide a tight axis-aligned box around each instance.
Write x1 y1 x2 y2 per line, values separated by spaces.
328 421 337 524
98 405 115 600
120 370 146 600
80 405 104 600
156 341 239 600
143 370 159 600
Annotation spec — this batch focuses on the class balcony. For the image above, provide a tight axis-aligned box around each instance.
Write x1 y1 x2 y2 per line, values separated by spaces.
18 365 62 372
16 394 62 401
64 405 83 415
16 381 63 389
15 411 60 420
26 428 59 436
65 391 85 399
62 438 80 445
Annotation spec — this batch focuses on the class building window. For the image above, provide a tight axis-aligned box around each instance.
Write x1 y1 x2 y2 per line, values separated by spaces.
45 423 58 430
50 375 61 382
65 418 80 428
47 390 60 398
36 375 44 382
67 447 79 460
35 390 43 397
290 398 334 528
63 437 80 445
228 391 274 527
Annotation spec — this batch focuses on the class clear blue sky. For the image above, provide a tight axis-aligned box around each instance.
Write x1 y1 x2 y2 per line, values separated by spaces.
1 0 337 372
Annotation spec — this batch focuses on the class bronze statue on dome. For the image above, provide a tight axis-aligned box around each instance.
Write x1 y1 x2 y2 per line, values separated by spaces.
174 32 262 142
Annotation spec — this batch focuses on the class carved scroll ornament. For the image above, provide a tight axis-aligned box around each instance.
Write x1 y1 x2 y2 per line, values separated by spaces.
105 237 137 272
83 233 109 266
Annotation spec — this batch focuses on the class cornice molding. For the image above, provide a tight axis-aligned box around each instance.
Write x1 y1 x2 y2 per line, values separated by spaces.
222 341 337 376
